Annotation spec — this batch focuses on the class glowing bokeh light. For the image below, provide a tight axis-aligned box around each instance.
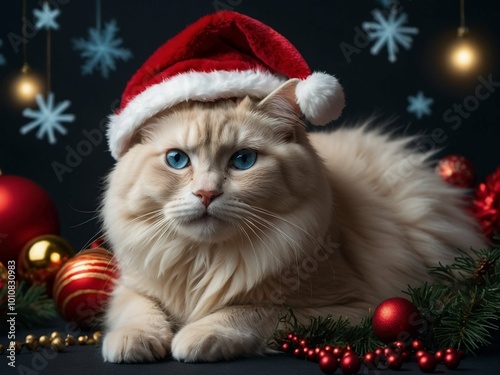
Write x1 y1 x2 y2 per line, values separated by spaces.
451 43 476 71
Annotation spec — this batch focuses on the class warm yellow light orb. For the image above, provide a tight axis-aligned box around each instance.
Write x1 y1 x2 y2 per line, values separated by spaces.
450 42 477 71
452 45 476 69
10 66 44 104
18 78 37 97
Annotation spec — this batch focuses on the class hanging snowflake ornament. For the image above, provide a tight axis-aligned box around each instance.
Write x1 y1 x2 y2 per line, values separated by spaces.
362 8 419 63
0 39 6 66
33 3 61 30
407 91 434 119
73 20 132 79
21 92 75 144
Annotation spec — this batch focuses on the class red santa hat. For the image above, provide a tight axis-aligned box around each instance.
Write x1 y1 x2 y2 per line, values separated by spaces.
107 11 345 159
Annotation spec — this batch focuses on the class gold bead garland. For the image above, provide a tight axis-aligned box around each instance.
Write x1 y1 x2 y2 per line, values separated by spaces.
1 330 102 354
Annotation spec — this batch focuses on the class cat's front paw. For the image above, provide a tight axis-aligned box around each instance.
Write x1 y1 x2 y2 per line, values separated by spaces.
171 322 261 362
102 325 173 363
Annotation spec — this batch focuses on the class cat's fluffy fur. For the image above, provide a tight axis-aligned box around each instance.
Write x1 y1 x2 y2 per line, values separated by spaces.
101 80 484 363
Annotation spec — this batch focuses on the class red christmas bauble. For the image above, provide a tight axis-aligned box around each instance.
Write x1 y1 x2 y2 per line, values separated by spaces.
435 154 475 188
0 174 59 267
418 352 437 373
53 248 118 329
472 166 500 239
372 297 422 343
319 353 338 374
340 354 361 375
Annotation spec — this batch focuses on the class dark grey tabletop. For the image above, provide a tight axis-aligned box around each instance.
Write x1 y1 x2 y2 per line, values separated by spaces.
2 318 499 375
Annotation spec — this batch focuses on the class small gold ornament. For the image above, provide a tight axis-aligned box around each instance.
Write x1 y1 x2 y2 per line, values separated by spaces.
39 335 50 347
25 340 39 351
77 335 88 345
50 331 61 340
25 334 37 343
65 334 77 346
86 338 96 345
50 337 65 352
93 331 102 343
18 235 75 296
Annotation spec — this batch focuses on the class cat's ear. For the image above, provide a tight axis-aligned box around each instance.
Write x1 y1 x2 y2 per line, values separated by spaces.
257 79 302 122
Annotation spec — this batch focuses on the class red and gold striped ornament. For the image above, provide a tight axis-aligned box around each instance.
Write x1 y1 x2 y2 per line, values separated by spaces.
53 248 118 329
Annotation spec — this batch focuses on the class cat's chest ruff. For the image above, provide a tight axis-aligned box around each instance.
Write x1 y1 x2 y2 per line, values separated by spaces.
129 241 263 322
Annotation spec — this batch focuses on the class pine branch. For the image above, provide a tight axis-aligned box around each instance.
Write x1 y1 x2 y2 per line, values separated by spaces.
273 309 382 353
407 246 500 354
0 281 57 333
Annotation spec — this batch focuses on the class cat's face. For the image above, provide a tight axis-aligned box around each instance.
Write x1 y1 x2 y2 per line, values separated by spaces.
105 88 328 246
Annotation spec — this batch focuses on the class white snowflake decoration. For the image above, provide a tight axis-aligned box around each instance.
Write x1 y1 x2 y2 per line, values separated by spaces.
362 8 419 63
33 3 60 30
73 20 132 79
407 91 433 119
21 93 75 144
0 39 6 66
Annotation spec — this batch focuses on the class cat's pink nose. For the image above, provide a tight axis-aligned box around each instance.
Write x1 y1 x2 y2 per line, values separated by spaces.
194 189 221 207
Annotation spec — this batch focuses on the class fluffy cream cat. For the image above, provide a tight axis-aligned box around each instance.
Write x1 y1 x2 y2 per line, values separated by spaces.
101 80 484 363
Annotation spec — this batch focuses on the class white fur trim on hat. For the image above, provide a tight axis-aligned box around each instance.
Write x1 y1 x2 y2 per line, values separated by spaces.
108 70 286 159
295 72 345 125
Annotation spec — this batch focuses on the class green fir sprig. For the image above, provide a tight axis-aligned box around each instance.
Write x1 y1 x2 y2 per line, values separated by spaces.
0 281 57 333
406 246 500 354
273 309 383 354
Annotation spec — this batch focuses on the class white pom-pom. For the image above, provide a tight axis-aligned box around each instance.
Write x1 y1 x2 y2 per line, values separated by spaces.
295 72 345 125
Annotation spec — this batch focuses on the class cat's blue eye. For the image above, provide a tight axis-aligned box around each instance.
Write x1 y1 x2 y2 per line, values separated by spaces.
166 149 190 169
230 149 257 170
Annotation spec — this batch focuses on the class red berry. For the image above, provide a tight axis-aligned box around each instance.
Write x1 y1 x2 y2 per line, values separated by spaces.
393 341 406 352
281 342 291 353
411 339 425 351
415 349 427 359
324 345 333 353
319 353 339 374
340 354 361 375
303 347 309 356
318 350 328 359
287 333 294 340
293 348 303 358
384 347 394 357
292 335 300 344
434 350 444 363
445 347 456 354
386 354 403 370
443 352 460 369
307 349 317 362
343 350 356 358
418 353 437 373
332 346 343 357
363 352 378 368
374 347 384 358
299 339 308 348
315 347 322 355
